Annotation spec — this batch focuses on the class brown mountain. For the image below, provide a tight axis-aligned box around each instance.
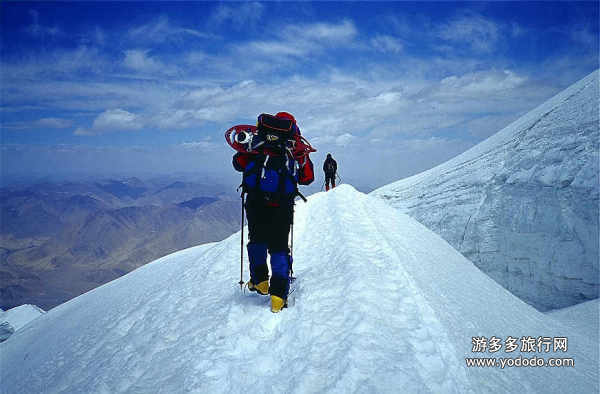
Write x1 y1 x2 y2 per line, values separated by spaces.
0 178 240 310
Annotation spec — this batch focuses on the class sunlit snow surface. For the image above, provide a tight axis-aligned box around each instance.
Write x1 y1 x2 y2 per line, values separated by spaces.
0 304 44 332
372 70 599 311
0 305 45 342
1 186 597 393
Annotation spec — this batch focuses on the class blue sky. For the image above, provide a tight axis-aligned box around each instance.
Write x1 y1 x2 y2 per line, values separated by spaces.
1 1 598 190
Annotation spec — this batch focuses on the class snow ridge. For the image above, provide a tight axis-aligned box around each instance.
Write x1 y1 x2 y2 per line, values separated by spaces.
0 304 45 342
1 185 597 393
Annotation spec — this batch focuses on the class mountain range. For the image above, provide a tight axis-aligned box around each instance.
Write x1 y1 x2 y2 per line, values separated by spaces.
0 177 241 310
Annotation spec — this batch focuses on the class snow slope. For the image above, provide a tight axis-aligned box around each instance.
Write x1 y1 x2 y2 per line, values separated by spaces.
372 70 599 311
1 185 597 393
547 299 599 340
0 305 45 331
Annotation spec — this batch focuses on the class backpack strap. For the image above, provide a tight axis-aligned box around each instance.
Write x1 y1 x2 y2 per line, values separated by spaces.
260 155 269 180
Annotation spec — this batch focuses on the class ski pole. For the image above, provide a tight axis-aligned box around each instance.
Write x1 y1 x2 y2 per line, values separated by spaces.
239 193 245 290
290 202 295 280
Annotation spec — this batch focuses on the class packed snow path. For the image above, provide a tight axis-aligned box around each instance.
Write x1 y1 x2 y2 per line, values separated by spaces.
1 186 597 393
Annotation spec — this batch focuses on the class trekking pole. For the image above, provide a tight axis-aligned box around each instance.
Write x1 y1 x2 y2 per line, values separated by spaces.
239 193 245 290
290 202 295 280
336 173 342 184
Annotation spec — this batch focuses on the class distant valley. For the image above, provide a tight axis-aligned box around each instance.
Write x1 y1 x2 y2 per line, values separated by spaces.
0 177 241 310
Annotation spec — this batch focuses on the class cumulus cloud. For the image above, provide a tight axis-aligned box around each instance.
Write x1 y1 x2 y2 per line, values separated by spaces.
94 109 142 130
5 7 593 187
75 109 143 135
125 66 532 147
123 49 176 76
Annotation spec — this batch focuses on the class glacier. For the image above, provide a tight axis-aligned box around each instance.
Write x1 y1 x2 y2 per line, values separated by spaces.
1 185 597 393
372 70 599 311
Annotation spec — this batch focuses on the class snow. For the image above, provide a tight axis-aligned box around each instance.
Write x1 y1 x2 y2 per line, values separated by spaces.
1 185 597 393
0 304 45 342
547 299 600 340
372 70 599 311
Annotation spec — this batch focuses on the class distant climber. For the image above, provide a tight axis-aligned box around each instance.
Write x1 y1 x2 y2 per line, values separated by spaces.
323 153 337 191
229 112 315 313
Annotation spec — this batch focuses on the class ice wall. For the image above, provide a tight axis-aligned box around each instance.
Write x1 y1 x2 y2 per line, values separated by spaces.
373 71 599 311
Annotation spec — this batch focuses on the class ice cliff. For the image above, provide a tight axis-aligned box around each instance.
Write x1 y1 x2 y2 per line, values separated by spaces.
372 70 599 311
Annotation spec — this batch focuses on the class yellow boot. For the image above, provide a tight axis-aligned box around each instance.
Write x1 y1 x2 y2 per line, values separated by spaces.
248 280 269 295
270 295 286 313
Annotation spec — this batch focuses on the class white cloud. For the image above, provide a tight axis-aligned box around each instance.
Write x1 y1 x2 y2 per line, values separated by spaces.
93 26 106 46
286 20 357 42
127 15 209 43
402 136 456 153
461 113 524 139
569 24 598 49
335 133 356 147
94 109 142 130
123 49 166 74
73 127 95 136
244 41 307 57
2 118 73 130
3 6 597 187
438 69 527 95
370 35 404 54
179 138 217 151
76 109 143 135
510 22 526 38
238 20 358 58
185 51 207 65
211 2 264 26
25 10 61 37
2 45 112 80
36 118 73 129
438 13 500 53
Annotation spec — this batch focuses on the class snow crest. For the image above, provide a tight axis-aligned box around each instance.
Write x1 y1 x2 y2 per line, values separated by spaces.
372 70 599 311
0 304 45 342
1 186 597 393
